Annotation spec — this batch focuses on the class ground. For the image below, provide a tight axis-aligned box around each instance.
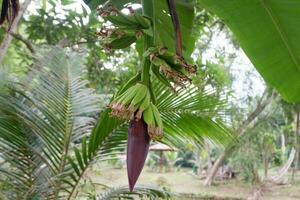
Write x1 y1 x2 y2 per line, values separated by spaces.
86 164 300 200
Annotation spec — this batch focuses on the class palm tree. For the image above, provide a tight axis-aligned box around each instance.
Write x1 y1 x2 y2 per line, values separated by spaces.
0 46 232 199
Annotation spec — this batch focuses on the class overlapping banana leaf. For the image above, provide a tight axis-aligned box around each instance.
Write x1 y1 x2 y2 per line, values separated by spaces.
198 0 300 103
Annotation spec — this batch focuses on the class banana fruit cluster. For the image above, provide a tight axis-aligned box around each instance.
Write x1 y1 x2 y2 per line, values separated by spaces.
145 46 197 88
143 102 163 140
97 5 151 51
109 83 150 120
109 83 163 140
97 28 141 51
99 5 197 142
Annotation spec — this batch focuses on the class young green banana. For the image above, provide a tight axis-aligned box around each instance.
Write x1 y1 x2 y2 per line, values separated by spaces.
108 36 137 50
116 72 141 96
135 92 151 119
130 84 148 106
143 105 155 127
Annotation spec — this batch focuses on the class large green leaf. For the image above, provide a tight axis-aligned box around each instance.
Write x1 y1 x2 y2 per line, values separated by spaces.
198 0 300 103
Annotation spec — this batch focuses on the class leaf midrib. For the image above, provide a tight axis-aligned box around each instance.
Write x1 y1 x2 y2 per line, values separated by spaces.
55 58 73 198
260 0 300 73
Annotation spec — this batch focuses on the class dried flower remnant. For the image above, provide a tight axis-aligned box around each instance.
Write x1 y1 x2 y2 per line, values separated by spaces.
108 83 151 120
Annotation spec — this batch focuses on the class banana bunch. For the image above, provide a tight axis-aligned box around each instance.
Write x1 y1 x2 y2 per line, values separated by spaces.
97 28 140 51
97 5 152 51
109 83 151 120
145 46 197 88
97 28 142 40
109 82 164 140
151 55 189 85
143 103 163 140
97 5 151 29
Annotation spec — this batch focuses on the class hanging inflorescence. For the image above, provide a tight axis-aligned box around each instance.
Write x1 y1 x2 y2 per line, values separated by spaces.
97 2 197 191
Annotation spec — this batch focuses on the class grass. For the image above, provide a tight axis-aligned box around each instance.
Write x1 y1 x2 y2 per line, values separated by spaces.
84 163 300 200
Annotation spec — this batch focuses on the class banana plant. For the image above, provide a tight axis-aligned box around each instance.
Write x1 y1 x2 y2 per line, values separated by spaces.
0 45 231 199
87 0 202 191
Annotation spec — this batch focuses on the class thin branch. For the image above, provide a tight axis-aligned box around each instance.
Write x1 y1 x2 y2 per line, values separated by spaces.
204 89 276 186
236 89 276 135
10 32 35 53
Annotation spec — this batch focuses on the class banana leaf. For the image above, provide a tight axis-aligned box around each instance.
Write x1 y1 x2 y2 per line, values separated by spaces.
198 0 300 103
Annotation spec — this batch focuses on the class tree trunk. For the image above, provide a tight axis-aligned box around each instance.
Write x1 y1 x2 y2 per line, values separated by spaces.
292 106 300 182
0 0 32 63
204 153 226 186
263 154 268 179
194 148 203 176
204 89 275 186
197 162 203 176
204 141 212 169
281 133 286 161
252 167 261 185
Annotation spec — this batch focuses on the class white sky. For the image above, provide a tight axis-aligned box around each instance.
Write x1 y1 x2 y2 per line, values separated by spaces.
200 30 266 104
27 0 89 14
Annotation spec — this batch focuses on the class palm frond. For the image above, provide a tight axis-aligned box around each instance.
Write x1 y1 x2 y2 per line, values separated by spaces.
64 109 123 199
162 113 232 146
156 81 225 116
0 47 100 199
96 185 172 200
155 80 233 146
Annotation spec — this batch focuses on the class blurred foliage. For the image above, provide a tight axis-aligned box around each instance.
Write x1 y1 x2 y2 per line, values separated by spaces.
228 96 297 183
0 0 298 192
4 0 140 95
175 150 195 168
